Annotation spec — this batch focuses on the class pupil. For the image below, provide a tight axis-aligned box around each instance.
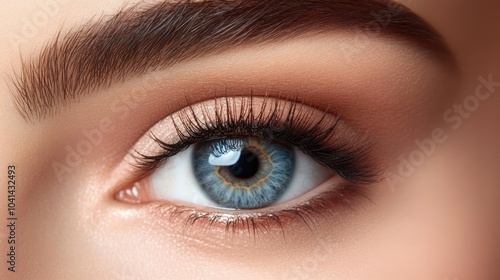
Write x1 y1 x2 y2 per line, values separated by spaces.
228 149 259 179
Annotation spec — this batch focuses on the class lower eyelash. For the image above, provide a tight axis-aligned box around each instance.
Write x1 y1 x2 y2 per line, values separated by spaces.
147 184 367 238
131 95 378 184
118 95 379 238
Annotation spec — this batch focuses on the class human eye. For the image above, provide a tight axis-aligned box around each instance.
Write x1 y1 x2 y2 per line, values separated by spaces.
114 96 378 235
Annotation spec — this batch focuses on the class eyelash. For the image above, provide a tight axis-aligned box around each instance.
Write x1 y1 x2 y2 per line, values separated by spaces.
151 187 366 237
121 95 378 236
131 95 377 184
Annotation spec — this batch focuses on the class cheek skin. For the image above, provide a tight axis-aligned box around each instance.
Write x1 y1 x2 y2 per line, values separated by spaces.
391 147 500 279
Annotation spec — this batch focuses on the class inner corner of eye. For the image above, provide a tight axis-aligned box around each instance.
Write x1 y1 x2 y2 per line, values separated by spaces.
117 136 335 211
115 179 151 204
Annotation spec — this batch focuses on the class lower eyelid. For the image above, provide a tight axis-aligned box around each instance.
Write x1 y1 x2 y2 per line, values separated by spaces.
139 183 364 239
112 170 368 241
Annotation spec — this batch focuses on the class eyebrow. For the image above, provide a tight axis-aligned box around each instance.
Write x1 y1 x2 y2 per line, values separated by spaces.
9 0 452 122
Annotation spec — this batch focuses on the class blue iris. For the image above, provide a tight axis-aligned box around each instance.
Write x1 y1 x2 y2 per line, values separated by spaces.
192 137 295 209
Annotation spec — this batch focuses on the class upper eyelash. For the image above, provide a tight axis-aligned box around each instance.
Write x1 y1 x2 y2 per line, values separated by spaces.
131 95 378 184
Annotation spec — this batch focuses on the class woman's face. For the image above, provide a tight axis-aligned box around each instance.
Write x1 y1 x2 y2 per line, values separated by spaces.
1 0 499 279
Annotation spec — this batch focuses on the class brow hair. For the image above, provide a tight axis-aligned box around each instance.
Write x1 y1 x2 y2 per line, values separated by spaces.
9 0 452 122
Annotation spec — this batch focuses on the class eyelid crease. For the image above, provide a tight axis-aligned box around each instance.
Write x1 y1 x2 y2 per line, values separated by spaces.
129 95 379 184
10 0 453 122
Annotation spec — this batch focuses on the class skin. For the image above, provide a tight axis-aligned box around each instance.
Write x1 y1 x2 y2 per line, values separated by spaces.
0 0 499 279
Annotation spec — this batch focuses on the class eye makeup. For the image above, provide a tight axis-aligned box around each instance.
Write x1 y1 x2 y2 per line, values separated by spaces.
114 95 380 237
129 95 377 184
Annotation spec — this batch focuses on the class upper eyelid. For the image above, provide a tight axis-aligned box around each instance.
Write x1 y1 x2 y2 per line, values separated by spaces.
128 96 379 184
9 0 451 122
